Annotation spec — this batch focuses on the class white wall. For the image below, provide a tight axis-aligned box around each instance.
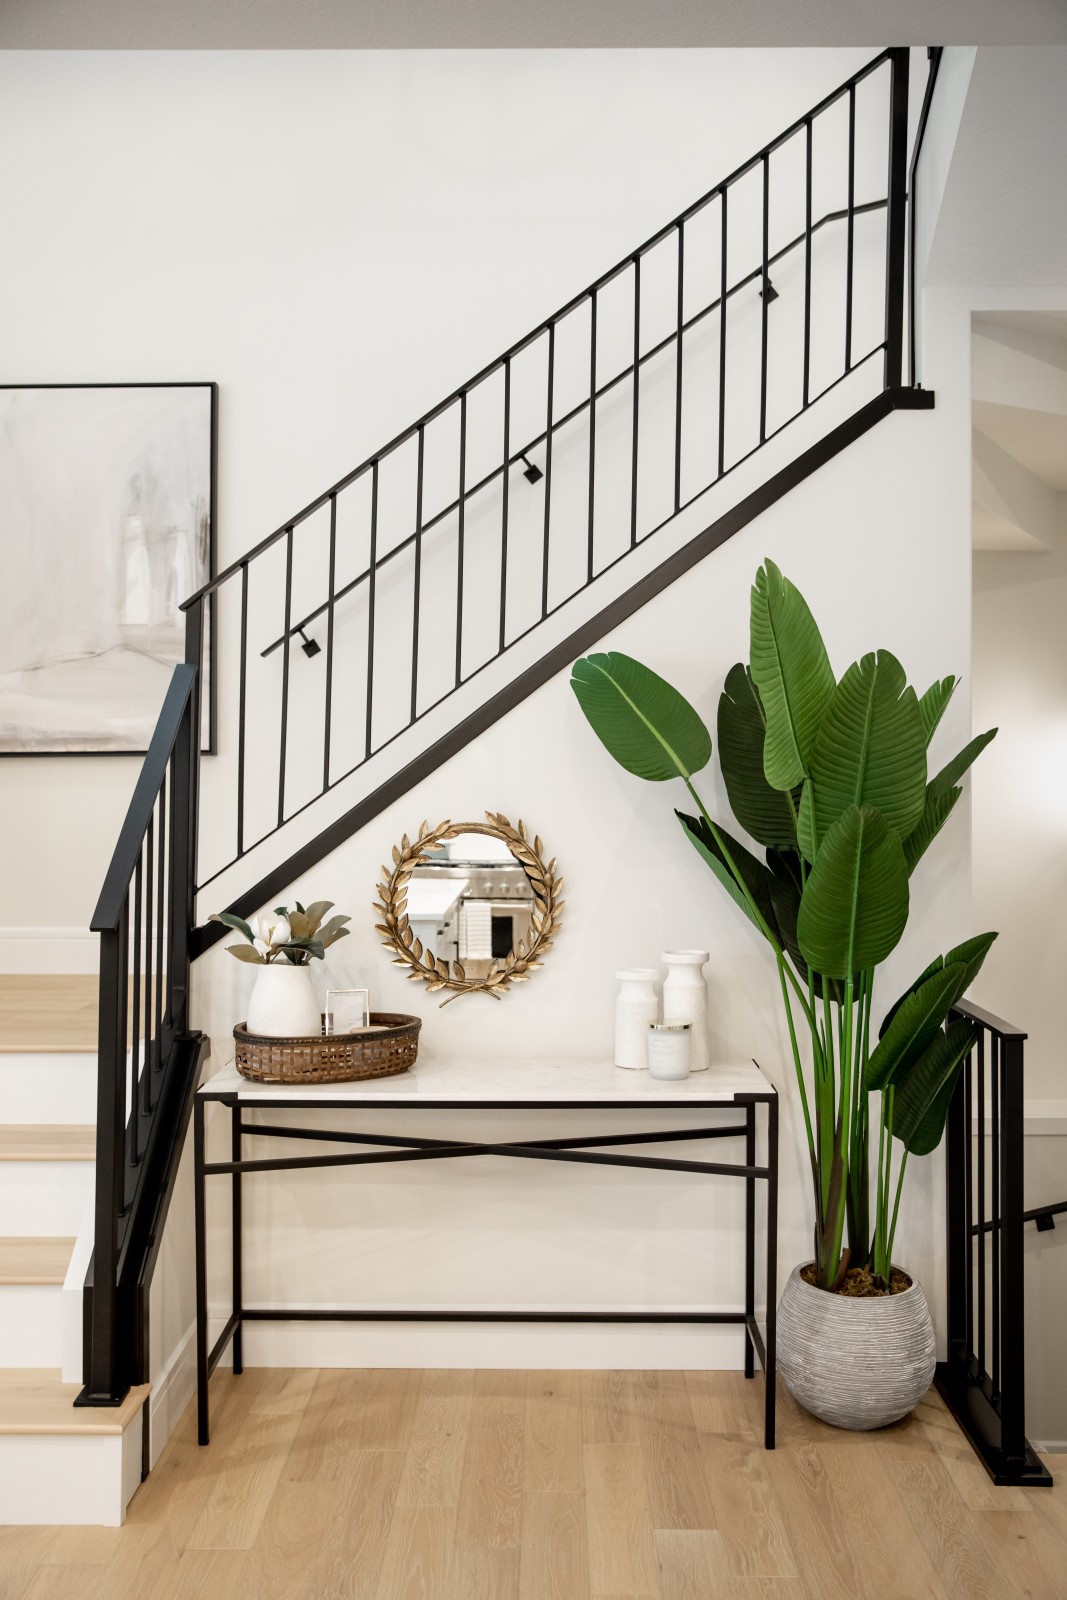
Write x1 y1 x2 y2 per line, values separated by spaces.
0 45 886 943
0 51 981 1410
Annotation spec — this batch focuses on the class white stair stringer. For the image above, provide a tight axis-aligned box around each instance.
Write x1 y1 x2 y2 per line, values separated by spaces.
0 1372 148 1527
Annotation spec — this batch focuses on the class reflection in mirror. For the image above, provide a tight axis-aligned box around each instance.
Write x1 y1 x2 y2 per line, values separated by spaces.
411 830 537 973
374 814 563 1003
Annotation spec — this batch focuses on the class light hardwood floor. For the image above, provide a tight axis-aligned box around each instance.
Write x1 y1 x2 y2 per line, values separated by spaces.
0 1370 1063 1598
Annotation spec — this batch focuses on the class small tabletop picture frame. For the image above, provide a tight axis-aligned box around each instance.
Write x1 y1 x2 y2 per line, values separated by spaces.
325 989 370 1035
0 382 217 755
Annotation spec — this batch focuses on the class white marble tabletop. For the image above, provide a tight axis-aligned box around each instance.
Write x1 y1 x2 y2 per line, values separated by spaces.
199 1055 773 1106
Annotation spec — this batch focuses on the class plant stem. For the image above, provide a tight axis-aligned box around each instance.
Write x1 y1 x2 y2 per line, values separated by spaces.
777 955 816 1166
886 1146 909 1275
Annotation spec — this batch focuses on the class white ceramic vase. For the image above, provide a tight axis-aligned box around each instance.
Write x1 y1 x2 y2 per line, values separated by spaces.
614 969 660 1070
661 950 710 1071
246 961 322 1038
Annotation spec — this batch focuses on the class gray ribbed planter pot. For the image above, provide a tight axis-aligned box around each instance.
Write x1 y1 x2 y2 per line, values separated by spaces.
777 1263 936 1431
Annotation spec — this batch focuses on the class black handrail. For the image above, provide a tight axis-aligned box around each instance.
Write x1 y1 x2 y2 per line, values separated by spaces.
935 999 1052 1486
77 646 207 1407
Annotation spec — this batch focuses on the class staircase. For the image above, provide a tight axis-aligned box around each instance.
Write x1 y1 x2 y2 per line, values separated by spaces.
6 45 982 1522
0 978 148 1524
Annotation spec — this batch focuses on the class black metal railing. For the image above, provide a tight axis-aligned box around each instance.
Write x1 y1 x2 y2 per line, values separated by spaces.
83 49 946 1407
77 645 209 1406
183 48 913 918
935 999 1052 1486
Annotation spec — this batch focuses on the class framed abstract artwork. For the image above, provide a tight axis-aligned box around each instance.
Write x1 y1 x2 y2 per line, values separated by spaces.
0 382 217 754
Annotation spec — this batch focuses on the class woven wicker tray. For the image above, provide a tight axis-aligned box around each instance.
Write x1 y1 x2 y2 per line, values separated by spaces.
233 1012 421 1084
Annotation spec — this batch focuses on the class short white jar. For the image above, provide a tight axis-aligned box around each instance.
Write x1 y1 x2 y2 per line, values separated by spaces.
647 1021 692 1080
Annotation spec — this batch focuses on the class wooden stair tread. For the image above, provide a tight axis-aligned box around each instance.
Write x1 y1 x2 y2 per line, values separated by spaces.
0 1126 95 1161
0 975 99 1054
0 1237 75 1285
0 1370 149 1435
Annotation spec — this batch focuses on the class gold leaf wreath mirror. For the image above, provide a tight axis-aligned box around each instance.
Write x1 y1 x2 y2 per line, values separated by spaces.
373 813 563 1004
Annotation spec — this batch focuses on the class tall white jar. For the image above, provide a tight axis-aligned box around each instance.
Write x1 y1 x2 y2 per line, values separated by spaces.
614 969 660 1070
661 950 710 1071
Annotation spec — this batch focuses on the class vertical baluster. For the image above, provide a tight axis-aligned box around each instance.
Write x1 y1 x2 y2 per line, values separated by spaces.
128 856 142 1169
586 290 597 586
964 1051 974 1361
999 1030 1026 1462
322 493 337 792
991 1031 1001 1396
80 910 128 1402
365 461 379 761
236 564 248 859
411 426 425 724
883 49 910 388
155 775 166 1060
803 119 812 408
759 153 770 445
674 220 685 514
944 1027 970 1365
845 82 856 373
499 359 511 656
541 323 555 618
277 528 294 830
976 1026 987 1378
143 814 154 1114
455 393 467 688
717 191 728 479
630 256 641 546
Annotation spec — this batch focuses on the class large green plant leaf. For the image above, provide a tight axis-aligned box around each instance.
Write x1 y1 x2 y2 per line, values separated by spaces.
903 785 960 874
864 963 969 1092
796 651 927 862
717 664 800 849
571 653 712 781
766 849 845 1002
918 676 956 745
878 930 998 1040
677 811 779 938
889 1018 979 1156
903 727 997 873
796 804 909 979
749 561 835 791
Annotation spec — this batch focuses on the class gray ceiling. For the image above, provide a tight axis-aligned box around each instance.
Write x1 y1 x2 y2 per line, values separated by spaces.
3 0 1067 49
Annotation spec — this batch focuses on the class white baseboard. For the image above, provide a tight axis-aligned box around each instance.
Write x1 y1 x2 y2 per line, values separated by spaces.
0 927 98 975
1032 1439 1067 1453
206 1308 751 1371
148 1323 197 1471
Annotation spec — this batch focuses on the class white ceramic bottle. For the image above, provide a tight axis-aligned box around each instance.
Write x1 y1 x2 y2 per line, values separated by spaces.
614 969 660 1070
661 950 710 1071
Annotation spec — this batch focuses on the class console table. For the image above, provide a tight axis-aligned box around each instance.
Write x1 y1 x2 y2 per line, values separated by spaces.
193 1056 779 1447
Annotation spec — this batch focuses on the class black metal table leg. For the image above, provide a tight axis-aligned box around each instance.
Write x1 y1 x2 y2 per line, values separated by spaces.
764 1093 779 1449
744 1101 756 1379
193 1095 209 1445
232 1104 243 1376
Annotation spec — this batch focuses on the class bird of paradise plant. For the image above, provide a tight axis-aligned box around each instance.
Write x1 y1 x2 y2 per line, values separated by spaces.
572 561 997 1291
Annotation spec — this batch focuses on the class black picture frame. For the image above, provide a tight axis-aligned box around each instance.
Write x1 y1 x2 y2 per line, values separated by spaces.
0 381 218 756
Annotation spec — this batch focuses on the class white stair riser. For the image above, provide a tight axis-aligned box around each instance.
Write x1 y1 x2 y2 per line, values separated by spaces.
0 1162 95 1235
0 1420 144 1526
0 1055 97 1124
0 1287 65 1366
